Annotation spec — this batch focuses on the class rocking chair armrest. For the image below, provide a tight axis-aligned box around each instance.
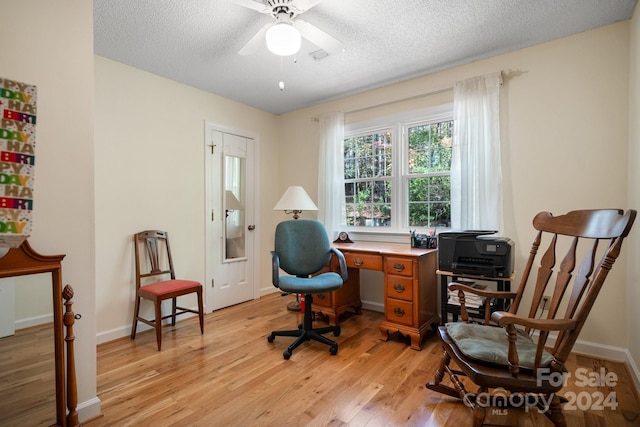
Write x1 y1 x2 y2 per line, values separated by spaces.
491 311 578 331
448 283 518 300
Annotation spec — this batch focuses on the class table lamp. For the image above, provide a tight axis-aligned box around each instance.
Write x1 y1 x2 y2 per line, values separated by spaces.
273 186 318 219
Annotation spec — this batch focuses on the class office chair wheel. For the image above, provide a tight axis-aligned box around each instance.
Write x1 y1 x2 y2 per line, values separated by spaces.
283 350 291 360
333 326 341 337
329 344 338 355
267 333 275 343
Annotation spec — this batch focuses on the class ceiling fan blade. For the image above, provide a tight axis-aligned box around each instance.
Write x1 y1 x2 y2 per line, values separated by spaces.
231 0 271 14
238 23 272 56
290 0 322 14
294 19 344 55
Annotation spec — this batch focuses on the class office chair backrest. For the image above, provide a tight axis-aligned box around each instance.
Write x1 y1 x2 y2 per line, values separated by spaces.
274 219 332 277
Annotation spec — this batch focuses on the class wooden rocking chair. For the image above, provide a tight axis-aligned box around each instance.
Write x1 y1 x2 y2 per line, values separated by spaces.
427 209 636 426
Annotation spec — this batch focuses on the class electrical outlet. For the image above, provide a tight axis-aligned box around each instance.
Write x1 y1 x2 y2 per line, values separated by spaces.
541 295 550 310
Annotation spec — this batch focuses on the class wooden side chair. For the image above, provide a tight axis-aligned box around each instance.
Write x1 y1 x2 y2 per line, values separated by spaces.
131 230 204 350
427 209 636 426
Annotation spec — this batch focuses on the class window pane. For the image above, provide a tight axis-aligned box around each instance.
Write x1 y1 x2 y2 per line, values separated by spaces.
343 112 452 231
408 122 452 174
372 204 391 227
344 132 392 180
343 130 392 228
344 159 356 180
408 176 451 228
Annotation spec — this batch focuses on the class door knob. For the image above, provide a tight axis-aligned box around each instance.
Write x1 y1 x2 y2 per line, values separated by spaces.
248 225 255 231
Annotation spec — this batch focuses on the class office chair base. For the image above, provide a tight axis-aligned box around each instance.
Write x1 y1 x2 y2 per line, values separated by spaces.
268 324 340 359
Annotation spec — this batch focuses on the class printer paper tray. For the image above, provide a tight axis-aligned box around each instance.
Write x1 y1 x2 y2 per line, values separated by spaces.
451 263 505 277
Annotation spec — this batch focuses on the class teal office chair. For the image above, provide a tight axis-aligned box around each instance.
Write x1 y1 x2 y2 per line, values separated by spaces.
268 219 348 359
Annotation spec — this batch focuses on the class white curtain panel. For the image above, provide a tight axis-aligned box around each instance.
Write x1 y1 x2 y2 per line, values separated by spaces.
451 72 504 232
317 111 346 239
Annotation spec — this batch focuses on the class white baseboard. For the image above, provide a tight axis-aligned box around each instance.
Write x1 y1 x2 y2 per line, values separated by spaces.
571 339 627 362
15 313 53 330
362 299 384 313
566 339 640 396
524 331 640 396
96 312 198 345
624 349 640 396
260 286 279 297
97 324 137 345
540 332 627 362
77 396 102 424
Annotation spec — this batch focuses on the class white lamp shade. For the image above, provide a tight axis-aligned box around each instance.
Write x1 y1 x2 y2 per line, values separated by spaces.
265 22 301 56
225 190 243 211
273 186 318 211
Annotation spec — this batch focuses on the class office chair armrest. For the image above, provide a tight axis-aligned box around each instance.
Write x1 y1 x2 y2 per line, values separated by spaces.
271 250 280 288
330 247 348 282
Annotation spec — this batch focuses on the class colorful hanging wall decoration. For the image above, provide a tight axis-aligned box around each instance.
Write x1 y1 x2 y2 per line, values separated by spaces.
0 77 36 248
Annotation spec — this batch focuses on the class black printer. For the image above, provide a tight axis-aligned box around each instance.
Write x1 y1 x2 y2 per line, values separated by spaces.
438 231 514 277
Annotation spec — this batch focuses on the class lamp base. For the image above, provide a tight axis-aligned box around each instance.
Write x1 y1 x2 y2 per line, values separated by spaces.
287 298 300 311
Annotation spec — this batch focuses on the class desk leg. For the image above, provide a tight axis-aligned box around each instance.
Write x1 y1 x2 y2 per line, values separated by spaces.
379 318 436 351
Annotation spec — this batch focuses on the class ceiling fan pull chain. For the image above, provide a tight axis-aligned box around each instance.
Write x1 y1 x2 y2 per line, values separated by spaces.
279 56 285 91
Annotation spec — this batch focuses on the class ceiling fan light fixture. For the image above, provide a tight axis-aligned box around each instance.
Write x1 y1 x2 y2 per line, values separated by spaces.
265 22 301 56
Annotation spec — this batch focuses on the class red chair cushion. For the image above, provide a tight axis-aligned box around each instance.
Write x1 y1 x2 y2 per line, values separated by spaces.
139 279 201 296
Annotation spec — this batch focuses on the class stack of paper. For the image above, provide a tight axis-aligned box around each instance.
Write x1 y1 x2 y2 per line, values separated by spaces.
448 281 487 308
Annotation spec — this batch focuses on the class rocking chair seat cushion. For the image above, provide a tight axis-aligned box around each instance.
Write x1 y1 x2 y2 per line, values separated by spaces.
139 279 201 296
445 322 555 370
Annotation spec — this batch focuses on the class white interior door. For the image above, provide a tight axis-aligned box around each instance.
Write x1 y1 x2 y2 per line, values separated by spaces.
205 125 257 311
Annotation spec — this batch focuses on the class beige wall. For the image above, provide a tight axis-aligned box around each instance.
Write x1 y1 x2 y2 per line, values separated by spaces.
279 22 632 348
94 57 281 337
627 3 640 383
4 1 639 421
1 0 97 416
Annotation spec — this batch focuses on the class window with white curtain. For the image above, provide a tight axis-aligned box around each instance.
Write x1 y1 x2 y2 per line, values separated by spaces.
343 104 453 234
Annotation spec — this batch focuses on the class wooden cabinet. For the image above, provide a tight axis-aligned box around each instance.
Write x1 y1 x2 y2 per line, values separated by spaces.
379 250 438 350
313 255 363 325
317 242 438 350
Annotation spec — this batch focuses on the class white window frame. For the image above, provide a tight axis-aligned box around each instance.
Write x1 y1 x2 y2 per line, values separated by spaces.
343 104 453 243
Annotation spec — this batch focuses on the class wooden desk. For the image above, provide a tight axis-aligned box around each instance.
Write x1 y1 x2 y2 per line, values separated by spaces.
315 241 439 350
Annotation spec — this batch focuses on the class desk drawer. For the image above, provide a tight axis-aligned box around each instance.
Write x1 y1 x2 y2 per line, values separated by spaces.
385 299 414 326
345 253 383 271
386 275 413 301
384 256 413 277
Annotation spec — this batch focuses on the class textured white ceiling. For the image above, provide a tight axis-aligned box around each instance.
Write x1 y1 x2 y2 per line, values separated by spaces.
94 0 637 115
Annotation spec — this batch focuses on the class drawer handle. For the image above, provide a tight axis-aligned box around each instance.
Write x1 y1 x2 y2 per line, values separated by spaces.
354 257 364 266
393 263 406 272
393 307 405 317
317 293 326 300
393 283 405 293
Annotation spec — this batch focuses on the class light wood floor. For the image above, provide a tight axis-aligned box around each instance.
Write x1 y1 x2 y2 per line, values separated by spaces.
86 294 640 426
0 322 56 427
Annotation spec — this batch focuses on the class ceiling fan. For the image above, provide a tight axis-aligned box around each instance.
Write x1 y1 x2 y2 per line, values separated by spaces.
233 0 344 57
